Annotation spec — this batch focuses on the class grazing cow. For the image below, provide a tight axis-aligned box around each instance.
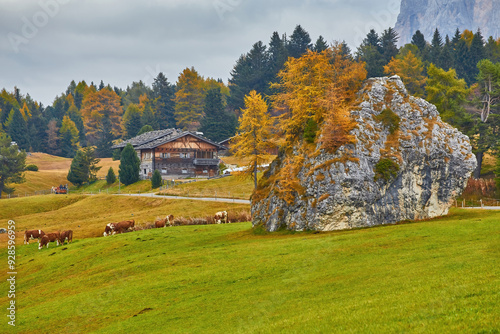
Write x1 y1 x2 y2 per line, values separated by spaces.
103 223 114 237
104 220 135 236
24 230 45 244
155 215 174 228
46 232 62 246
214 211 228 224
38 235 50 249
60 230 73 244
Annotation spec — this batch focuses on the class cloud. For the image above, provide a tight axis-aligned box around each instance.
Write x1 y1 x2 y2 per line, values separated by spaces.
0 0 400 105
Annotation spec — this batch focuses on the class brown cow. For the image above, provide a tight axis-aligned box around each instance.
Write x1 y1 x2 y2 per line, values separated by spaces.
103 224 113 237
155 215 174 228
60 230 73 244
38 232 61 249
24 230 45 244
214 211 228 224
46 232 62 246
104 220 135 236
38 235 50 249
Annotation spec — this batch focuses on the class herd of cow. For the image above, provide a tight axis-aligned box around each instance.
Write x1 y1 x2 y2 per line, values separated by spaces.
24 211 230 250
24 229 73 250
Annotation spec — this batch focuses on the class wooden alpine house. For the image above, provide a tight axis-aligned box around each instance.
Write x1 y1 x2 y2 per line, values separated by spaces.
112 129 228 179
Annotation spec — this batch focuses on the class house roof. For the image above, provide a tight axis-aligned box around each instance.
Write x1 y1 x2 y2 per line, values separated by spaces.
112 129 228 151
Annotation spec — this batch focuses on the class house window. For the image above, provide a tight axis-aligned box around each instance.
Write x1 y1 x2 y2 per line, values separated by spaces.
162 153 170 158
162 168 167 174
182 169 188 174
180 153 190 159
144 169 147 175
203 170 208 174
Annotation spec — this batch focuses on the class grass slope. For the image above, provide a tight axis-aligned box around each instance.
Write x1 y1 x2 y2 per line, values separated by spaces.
157 174 258 199
0 194 250 244
4 153 120 196
1 209 498 333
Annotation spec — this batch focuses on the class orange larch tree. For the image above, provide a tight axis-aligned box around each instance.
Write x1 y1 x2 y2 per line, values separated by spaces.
80 88 122 145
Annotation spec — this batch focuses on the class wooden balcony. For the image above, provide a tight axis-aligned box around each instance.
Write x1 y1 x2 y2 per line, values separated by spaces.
193 158 220 166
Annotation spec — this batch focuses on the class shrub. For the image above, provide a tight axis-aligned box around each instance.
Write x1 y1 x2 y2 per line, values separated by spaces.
375 158 400 181
376 108 400 134
304 118 318 144
25 164 38 171
151 170 162 189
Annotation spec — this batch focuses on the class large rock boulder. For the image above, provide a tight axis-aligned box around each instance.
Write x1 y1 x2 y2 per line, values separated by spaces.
252 76 476 231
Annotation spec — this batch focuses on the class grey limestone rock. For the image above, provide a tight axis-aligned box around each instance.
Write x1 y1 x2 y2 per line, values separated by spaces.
252 76 476 231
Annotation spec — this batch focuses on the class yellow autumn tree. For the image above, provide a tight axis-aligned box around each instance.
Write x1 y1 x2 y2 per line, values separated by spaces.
231 90 274 189
19 102 31 120
174 67 205 131
272 44 366 152
80 88 122 145
384 50 427 96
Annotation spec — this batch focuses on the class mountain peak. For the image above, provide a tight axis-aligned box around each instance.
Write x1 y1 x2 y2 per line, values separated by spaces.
395 0 500 45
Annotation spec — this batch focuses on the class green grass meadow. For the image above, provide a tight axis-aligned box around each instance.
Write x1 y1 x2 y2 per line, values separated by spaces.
1 208 498 333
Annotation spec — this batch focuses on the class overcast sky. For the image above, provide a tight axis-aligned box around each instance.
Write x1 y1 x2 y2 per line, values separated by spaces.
0 0 400 106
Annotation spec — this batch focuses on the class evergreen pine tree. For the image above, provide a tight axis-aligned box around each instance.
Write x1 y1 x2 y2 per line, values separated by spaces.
141 101 157 129
67 150 89 186
151 169 162 189
60 130 76 158
0 133 27 198
287 25 312 58
429 28 443 65
411 30 427 59
67 147 101 185
5 108 30 150
439 35 454 70
468 29 486 80
268 32 289 87
152 72 176 129
95 117 115 158
106 167 116 184
380 27 399 64
228 41 270 112
199 88 237 142
123 104 142 139
356 30 384 78
119 143 140 185
313 35 329 52
485 36 500 63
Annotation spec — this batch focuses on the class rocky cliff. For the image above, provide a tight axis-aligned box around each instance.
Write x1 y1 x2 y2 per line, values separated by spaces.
395 0 500 45
252 76 476 232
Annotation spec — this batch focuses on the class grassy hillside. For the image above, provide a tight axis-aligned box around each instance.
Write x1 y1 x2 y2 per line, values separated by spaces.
0 194 250 244
1 208 498 333
4 153 120 196
157 174 258 199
